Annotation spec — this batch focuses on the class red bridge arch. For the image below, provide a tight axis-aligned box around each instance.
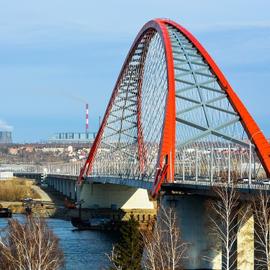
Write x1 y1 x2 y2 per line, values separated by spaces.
79 19 270 196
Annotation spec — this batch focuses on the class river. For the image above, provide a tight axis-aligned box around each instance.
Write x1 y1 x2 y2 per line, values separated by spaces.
0 215 118 270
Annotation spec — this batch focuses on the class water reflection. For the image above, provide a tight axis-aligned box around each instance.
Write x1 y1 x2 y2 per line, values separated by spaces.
0 215 117 270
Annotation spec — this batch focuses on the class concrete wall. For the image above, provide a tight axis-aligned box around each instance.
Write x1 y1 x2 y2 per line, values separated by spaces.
78 182 154 210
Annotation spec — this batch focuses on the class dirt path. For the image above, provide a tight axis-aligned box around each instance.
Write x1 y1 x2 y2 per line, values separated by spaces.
31 185 52 202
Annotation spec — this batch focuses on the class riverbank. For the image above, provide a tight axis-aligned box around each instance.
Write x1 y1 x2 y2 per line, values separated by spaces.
0 177 54 216
0 178 41 201
1 178 157 230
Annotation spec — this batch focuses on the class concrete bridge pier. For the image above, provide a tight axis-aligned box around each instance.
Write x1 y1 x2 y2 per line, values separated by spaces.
160 193 220 270
254 214 268 270
70 182 76 200
48 177 56 191
160 192 255 270
59 179 63 194
63 180 70 197
46 175 77 200
62 180 67 196
56 178 60 191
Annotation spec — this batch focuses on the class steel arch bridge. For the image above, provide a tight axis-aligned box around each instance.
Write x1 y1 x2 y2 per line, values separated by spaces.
78 18 270 196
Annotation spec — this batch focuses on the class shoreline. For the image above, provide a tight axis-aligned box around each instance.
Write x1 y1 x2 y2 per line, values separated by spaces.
0 178 157 230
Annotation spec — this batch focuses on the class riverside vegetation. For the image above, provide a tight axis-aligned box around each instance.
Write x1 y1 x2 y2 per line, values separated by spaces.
0 179 40 202
108 208 188 270
0 217 64 270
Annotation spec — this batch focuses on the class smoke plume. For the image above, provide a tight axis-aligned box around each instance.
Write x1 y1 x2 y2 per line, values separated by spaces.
0 119 13 131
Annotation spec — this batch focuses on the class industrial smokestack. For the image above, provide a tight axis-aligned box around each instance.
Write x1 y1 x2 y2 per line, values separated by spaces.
86 103 89 134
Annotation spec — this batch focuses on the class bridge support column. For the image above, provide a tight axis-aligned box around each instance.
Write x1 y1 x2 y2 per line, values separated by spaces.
63 180 68 196
56 179 60 192
55 179 58 191
68 181 74 199
52 178 56 190
57 179 61 193
45 176 78 201
237 213 254 270
47 178 51 187
160 191 255 270
59 179 62 193
58 179 61 193
70 182 76 200
60 179 64 194
67 181 72 198
254 213 268 270
65 181 70 197
160 193 220 270
50 178 54 189
53 178 56 190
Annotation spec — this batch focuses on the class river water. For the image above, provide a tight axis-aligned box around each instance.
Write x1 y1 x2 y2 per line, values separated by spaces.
0 215 117 270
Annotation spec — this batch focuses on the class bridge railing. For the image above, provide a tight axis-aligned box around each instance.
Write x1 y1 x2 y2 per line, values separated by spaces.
173 179 270 191
174 146 266 184
3 162 84 176
91 160 155 182
5 146 268 187
0 164 44 173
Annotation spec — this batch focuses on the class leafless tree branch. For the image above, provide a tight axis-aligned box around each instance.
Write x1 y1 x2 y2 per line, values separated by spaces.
252 190 270 270
142 206 189 270
0 217 64 270
206 183 250 270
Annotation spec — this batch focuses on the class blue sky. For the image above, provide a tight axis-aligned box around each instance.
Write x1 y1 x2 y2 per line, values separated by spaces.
0 0 269 142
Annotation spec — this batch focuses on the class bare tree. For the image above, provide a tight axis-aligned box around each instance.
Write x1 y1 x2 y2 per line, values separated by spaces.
0 217 64 270
142 206 188 270
252 190 270 270
207 184 250 270
106 246 123 270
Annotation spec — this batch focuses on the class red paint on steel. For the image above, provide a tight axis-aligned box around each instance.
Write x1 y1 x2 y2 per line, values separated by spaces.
164 19 270 177
78 22 161 184
79 18 270 196
78 20 177 194
152 19 176 196
153 164 169 195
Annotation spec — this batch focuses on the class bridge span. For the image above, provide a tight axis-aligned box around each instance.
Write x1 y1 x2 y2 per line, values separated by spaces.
12 18 270 270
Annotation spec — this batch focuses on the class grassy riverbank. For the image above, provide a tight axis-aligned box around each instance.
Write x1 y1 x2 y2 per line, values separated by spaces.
0 178 41 202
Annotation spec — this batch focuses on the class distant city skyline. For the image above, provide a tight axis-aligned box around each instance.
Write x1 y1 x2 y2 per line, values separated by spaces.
0 0 269 142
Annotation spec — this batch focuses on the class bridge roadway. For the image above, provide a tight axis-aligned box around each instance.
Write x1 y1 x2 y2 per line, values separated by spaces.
15 171 270 194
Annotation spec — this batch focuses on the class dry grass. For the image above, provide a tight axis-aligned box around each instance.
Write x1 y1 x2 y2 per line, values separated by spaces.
0 179 40 202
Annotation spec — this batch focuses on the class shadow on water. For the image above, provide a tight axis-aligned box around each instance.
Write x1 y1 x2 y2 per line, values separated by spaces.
0 214 119 270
